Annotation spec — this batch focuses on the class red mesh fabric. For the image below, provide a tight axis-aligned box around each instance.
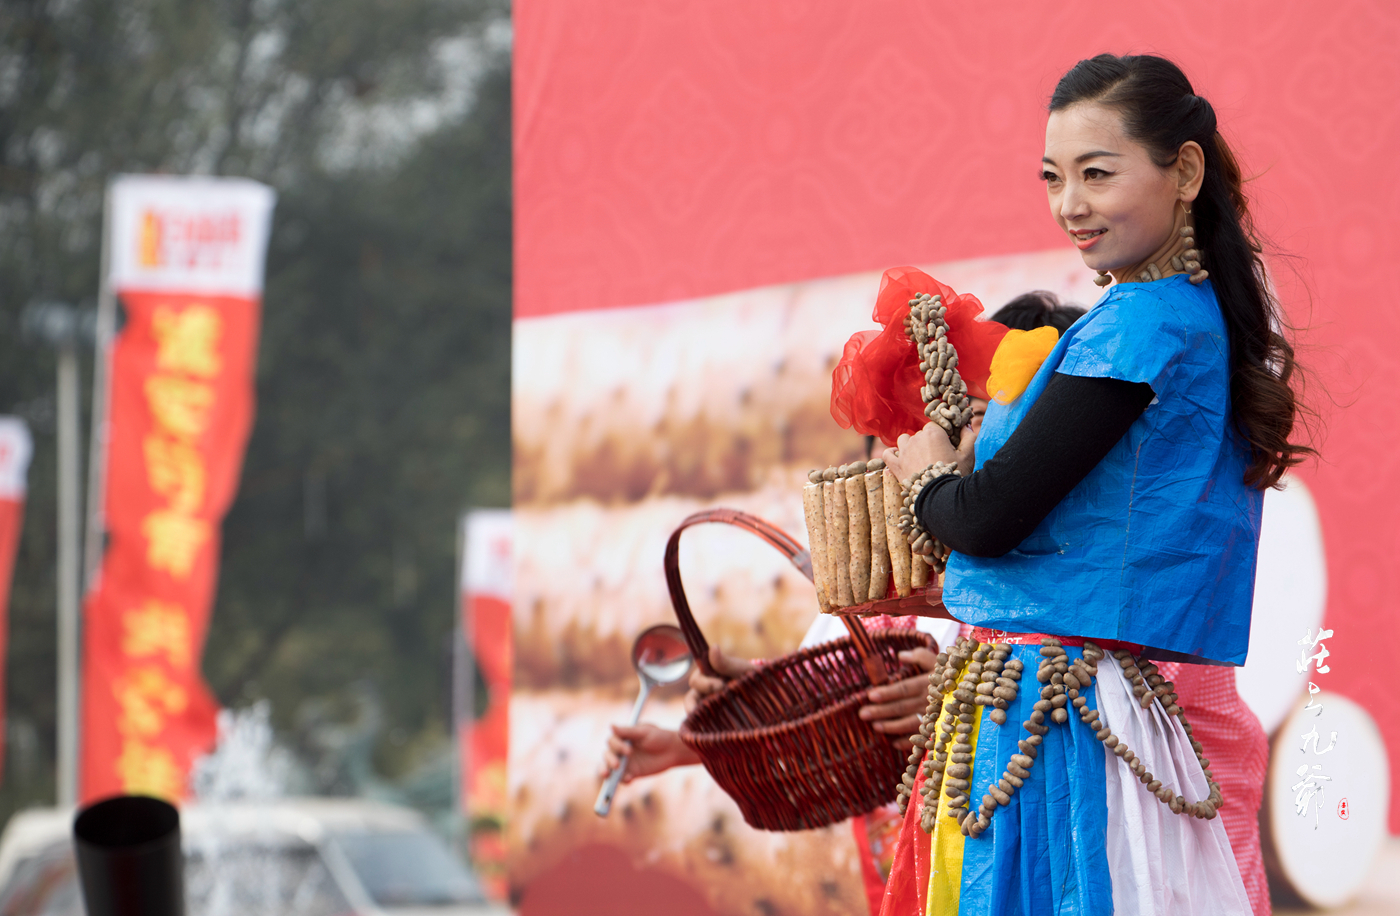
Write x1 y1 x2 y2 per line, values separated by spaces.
831 267 1010 446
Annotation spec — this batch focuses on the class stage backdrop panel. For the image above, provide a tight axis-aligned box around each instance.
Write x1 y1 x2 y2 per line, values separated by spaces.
513 1 1400 909
511 253 1103 914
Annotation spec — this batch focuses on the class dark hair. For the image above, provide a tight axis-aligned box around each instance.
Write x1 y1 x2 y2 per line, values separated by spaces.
1050 54 1312 489
992 291 1086 335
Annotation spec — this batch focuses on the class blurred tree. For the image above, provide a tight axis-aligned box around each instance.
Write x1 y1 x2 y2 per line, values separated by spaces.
0 0 510 820
208 61 512 781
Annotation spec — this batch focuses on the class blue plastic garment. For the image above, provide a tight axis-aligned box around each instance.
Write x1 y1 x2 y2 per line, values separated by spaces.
954 645 1113 916
942 276 1261 665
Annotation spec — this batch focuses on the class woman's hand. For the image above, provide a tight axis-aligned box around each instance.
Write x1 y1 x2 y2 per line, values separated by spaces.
882 423 978 483
597 723 700 784
684 646 755 713
859 647 940 752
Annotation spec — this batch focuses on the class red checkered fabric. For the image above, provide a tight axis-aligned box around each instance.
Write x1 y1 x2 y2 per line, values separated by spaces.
861 613 917 632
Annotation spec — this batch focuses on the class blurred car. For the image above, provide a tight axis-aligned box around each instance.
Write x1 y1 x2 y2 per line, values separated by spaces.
0 798 506 916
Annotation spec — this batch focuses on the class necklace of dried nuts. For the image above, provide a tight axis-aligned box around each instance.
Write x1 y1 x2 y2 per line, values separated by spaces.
898 461 960 568
1095 221 1209 287
897 636 1223 839
1136 223 1210 285
895 291 973 573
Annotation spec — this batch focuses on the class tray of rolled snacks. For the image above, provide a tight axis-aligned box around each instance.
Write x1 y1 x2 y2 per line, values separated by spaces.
802 290 975 618
801 457 948 617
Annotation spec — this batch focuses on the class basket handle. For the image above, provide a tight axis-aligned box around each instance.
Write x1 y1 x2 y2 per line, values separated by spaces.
663 508 890 685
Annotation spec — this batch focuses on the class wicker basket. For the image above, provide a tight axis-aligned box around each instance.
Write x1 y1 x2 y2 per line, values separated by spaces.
668 508 934 831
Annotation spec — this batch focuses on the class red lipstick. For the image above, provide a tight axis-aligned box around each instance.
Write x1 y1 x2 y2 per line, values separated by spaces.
1071 229 1105 251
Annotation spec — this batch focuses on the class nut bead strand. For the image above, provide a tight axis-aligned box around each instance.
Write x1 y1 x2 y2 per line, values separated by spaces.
897 462 961 576
916 638 1225 838
1180 223 1209 285
987 644 1019 726
905 292 974 448
902 638 975 821
1077 649 1223 820
897 648 957 815
896 291 975 575
897 651 945 812
962 638 1063 839
945 641 986 832
920 638 976 831
1123 222 1209 286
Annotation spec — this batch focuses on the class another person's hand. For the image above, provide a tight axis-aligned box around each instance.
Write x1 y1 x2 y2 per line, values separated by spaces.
859 647 940 752
685 647 755 713
597 723 700 784
883 423 977 483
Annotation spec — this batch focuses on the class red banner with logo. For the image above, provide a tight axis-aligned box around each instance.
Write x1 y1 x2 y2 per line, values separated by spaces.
459 509 512 900
81 176 274 803
0 419 33 786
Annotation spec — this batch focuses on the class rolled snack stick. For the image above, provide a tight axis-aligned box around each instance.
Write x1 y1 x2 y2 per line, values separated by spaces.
911 540 930 588
845 475 872 605
865 471 890 601
803 481 832 613
825 480 854 607
821 480 842 606
883 468 912 598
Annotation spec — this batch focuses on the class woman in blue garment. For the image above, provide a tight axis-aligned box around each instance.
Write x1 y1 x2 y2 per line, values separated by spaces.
880 54 1310 916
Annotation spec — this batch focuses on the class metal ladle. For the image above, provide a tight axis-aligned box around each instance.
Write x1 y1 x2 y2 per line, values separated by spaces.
593 624 693 817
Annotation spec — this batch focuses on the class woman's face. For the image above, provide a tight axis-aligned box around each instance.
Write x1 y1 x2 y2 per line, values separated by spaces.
1042 103 1180 273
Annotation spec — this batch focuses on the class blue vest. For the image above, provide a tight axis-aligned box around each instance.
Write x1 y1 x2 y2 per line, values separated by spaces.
942 275 1261 665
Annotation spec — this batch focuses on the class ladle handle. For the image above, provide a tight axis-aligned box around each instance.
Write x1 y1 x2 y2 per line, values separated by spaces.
594 680 653 817
594 756 628 817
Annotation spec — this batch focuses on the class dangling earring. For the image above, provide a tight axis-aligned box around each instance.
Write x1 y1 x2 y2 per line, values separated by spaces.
1176 205 1209 285
1093 270 1112 287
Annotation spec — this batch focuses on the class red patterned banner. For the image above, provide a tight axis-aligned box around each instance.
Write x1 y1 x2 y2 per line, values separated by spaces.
81 176 273 803
81 292 258 801
459 509 513 901
0 418 33 786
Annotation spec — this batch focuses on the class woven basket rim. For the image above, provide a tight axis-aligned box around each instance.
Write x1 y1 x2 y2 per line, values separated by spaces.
679 628 932 744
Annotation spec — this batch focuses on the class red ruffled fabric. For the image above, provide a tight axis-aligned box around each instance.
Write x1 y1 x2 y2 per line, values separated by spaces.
877 767 931 916
831 267 1010 446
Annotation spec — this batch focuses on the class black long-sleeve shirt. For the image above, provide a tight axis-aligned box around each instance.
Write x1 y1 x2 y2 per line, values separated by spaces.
915 373 1155 557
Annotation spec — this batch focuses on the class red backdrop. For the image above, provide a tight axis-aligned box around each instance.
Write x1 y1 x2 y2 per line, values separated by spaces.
515 0 1400 830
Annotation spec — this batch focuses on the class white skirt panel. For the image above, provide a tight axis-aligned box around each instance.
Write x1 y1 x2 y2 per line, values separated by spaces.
1095 665 1253 916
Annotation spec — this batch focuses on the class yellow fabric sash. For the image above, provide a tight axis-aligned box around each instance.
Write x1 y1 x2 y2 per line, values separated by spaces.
926 694 980 914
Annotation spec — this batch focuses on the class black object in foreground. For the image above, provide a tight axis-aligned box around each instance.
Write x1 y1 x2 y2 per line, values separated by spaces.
73 795 185 916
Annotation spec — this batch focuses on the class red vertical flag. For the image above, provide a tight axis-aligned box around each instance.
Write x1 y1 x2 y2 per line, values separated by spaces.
81 177 274 803
459 509 512 900
0 419 34 784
